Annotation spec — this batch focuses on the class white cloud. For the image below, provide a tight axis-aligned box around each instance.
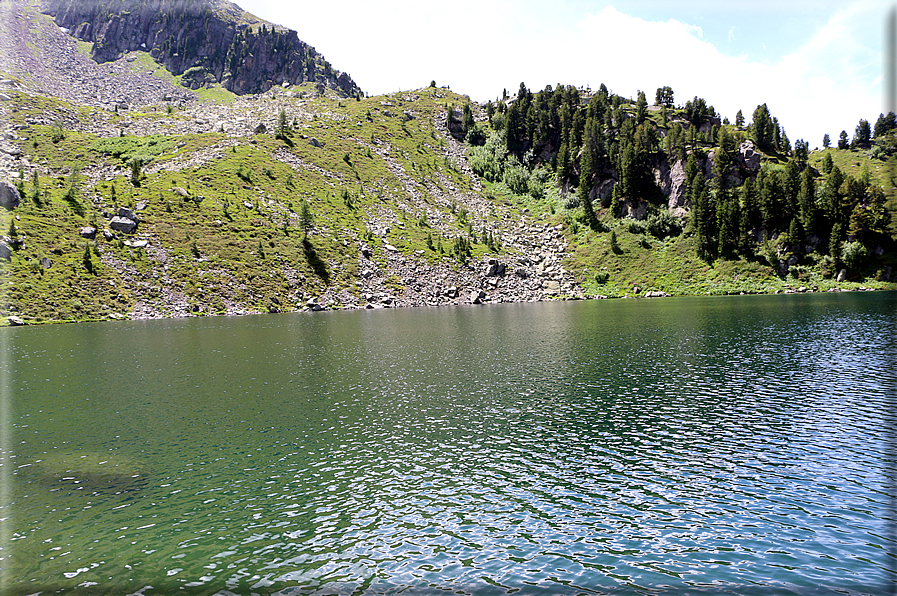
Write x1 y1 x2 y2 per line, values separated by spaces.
240 0 885 147
539 3 884 146
728 27 736 42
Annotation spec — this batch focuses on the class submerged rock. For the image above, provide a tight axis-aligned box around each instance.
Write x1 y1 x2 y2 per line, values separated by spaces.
33 451 149 493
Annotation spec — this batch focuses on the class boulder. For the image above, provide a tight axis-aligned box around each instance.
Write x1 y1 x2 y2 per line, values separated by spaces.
7 316 25 326
109 216 137 234
118 207 139 222
41 257 51 269
80 226 97 239
0 180 21 209
0 241 10 260
309 137 323 148
254 123 267 135
484 259 506 277
836 269 847 282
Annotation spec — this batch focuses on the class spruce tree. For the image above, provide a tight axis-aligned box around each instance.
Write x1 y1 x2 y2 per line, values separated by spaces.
838 130 849 149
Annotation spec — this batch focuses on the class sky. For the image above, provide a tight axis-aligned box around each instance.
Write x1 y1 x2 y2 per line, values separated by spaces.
236 0 893 149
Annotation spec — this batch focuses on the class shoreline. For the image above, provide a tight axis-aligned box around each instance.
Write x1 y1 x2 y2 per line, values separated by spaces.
4 281 894 327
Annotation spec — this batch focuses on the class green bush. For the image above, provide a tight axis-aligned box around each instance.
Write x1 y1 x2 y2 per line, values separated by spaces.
502 157 530 195
91 135 174 164
626 219 646 234
841 241 868 269
468 131 506 181
645 210 683 239
528 167 548 199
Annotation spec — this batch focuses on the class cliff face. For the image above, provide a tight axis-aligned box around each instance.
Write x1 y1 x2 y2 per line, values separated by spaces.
41 0 361 97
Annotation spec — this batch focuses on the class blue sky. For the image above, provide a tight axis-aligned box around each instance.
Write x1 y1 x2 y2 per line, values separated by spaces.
237 0 891 149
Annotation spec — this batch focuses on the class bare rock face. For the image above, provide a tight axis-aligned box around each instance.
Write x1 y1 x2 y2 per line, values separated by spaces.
42 0 361 97
737 140 761 173
667 159 687 212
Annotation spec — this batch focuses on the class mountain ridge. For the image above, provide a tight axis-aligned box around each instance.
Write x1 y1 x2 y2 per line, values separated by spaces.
42 0 360 97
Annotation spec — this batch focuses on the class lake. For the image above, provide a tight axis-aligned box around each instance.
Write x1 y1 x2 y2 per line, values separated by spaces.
1 292 895 595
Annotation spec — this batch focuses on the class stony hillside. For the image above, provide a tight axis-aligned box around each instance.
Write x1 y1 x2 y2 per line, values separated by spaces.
0 0 893 326
0 0 586 324
42 0 360 97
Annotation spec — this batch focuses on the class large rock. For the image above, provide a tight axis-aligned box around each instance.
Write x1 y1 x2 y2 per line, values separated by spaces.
737 140 761 173
0 241 10 260
484 259 506 277
0 180 21 209
118 207 139 222
109 216 137 234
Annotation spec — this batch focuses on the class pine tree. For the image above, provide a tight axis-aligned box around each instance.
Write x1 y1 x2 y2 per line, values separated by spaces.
798 166 817 232
578 122 600 227
751 104 775 152
838 130 849 149
299 199 313 240
735 109 744 127
852 119 871 147
636 90 647 124
822 133 830 149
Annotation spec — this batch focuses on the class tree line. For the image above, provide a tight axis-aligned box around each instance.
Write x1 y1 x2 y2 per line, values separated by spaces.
462 82 893 273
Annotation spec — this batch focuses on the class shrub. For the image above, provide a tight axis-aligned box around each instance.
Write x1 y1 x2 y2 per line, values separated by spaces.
502 158 530 195
645 210 683 239
464 125 486 146
841 241 868 269
626 219 646 234
468 131 506 182
528 168 548 200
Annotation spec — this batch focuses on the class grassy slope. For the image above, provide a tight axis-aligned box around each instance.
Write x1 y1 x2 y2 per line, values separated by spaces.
0 84 494 323
1 72 895 324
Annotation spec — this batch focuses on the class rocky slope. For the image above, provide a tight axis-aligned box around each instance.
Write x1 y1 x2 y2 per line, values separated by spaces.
0 0 591 324
42 0 360 97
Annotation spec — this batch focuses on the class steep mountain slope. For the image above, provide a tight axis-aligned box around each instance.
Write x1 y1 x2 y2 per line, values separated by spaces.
42 0 360 96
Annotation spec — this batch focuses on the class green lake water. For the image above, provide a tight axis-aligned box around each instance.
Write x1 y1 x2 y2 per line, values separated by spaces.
1 292 895 595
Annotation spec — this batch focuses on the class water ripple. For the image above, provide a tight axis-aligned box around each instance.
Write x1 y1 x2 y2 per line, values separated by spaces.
4 293 896 595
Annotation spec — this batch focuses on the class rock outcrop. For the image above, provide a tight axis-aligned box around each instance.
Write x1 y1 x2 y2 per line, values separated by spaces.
42 0 361 97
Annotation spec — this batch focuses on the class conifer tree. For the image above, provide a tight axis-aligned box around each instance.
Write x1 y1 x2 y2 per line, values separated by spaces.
838 130 849 149
636 90 648 124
